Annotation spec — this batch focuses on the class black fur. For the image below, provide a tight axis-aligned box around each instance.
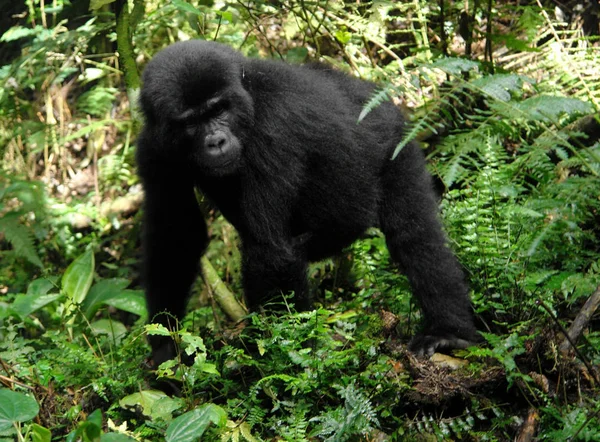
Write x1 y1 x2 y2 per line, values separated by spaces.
137 40 477 365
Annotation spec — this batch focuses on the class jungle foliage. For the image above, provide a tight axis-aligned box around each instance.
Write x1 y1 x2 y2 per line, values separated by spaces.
0 0 599 440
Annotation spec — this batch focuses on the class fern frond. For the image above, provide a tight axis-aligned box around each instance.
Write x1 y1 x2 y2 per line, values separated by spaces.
0 213 43 268
471 74 532 102
246 406 267 428
512 95 594 123
430 57 479 76
310 382 379 441
502 27 600 108
359 87 391 122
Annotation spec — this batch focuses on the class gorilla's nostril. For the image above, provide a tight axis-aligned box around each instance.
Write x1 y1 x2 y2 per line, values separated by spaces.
206 133 227 150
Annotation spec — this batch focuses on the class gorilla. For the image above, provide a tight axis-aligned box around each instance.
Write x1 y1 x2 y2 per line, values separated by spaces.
137 40 477 365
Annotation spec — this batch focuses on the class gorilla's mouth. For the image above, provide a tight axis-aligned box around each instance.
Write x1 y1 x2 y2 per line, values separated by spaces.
198 153 241 176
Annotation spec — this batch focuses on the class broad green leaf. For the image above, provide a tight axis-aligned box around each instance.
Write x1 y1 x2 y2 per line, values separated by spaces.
215 10 233 23
431 57 479 76
120 390 183 421
27 277 58 296
87 409 103 428
166 404 227 442
120 390 168 416
81 278 130 318
65 409 102 442
30 423 51 442
145 323 171 336
182 334 206 354
0 389 40 431
75 423 102 442
172 0 203 15
513 95 594 122
103 290 147 317
62 250 95 304
90 319 128 344
194 362 220 376
151 396 186 421
12 293 62 319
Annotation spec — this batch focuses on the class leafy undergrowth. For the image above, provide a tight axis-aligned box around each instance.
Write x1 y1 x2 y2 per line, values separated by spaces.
1 201 600 441
2 93 600 440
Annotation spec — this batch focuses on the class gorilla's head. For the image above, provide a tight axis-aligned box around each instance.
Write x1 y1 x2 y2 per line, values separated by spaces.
140 40 255 176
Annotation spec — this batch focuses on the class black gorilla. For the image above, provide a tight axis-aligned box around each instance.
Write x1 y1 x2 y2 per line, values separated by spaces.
137 40 477 365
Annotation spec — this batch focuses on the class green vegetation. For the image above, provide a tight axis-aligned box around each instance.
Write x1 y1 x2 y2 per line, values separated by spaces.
1 0 599 440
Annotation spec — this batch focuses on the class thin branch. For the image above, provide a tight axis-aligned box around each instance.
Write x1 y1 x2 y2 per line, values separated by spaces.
559 286 600 356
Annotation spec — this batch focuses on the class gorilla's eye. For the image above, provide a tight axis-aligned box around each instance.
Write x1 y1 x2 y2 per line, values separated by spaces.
184 123 197 137
206 100 229 118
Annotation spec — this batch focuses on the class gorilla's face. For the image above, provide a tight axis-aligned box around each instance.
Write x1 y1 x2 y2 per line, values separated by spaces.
175 95 243 176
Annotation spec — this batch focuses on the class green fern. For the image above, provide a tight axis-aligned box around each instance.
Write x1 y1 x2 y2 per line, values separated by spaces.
392 70 533 160
358 87 392 122
408 407 501 440
531 30 600 106
430 57 479 76
512 95 594 123
278 407 310 442
310 382 379 441
0 213 43 268
77 86 118 117
0 174 45 268
98 152 134 188
559 145 600 175
245 406 267 429
429 90 593 187
470 73 532 102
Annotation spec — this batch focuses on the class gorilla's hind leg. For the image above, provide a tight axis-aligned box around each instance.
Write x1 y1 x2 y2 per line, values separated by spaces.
379 144 477 356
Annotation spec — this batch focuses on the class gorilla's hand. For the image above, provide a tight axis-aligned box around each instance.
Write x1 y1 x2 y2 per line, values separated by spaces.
409 332 478 357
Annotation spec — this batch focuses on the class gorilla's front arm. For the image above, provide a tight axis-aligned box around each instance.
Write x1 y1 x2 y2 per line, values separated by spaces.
136 128 208 364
